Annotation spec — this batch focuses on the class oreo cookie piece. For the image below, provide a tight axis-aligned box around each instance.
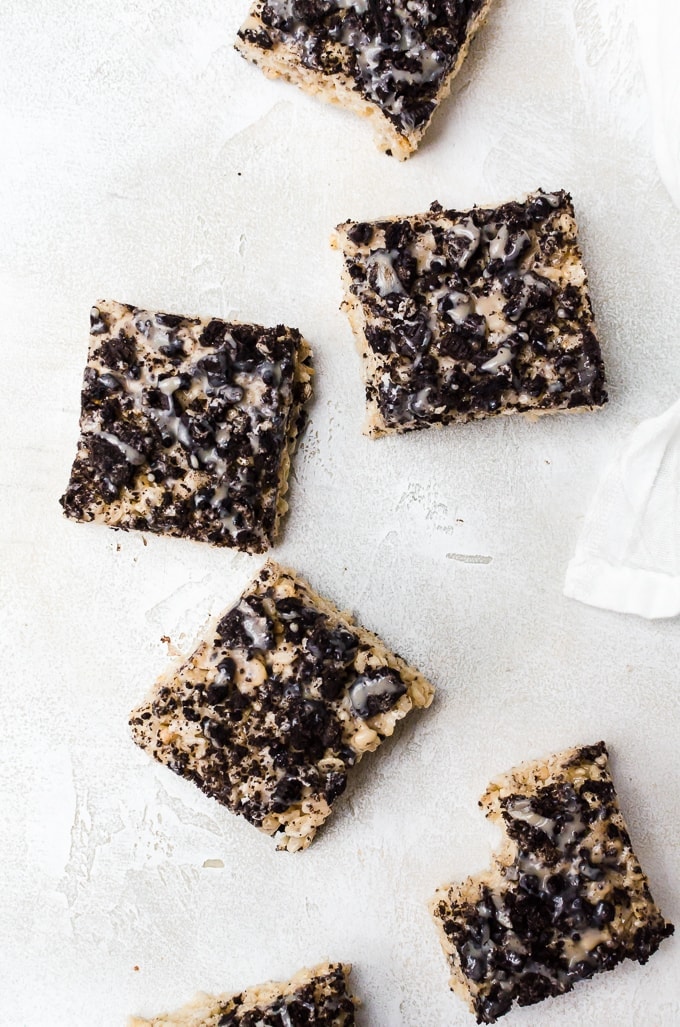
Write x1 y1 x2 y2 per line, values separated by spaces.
129 561 434 851
235 0 495 159
332 189 607 436
128 961 358 1026
60 300 313 553
431 742 674 1023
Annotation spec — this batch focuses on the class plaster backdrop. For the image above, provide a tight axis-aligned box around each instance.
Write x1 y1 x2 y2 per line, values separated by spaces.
1 1 679 1025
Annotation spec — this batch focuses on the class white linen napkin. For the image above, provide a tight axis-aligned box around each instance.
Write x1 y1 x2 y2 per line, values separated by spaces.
564 399 680 619
633 0 680 209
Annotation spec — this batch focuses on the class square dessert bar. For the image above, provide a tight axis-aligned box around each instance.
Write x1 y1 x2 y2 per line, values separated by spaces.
130 561 434 851
235 1 494 160
60 300 312 553
129 961 358 1026
332 190 607 436
431 742 674 1024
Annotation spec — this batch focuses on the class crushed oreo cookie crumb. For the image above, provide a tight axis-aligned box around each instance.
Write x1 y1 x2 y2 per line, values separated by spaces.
432 743 673 1023
333 190 607 436
130 962 358 1027
236 0 495 158
60 300 313 553
129 561 434 852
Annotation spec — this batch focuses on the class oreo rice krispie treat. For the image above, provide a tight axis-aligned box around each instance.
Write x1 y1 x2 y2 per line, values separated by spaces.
235 1 495 159
130 561 434 851
129 961 358 1026
332 189 607 436
60 300 312 553
431 742 674 1024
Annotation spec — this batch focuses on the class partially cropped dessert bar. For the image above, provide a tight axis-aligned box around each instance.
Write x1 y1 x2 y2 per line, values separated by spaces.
431 742 673 1024
130 561 434 851
129 961 358 1026
60 300 312 553
235 0 495 159
333 190 607 436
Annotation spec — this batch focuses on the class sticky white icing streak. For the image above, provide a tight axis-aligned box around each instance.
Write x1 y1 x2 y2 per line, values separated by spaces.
118 313 282 467
265 0 449 127
481 345 513 372
239 601 273 650
348 671 405 718
344 15 446 129
488 225 530 263
96 431 146 465
84 306 292 537
367 250 405 297
445 291 475 325
506 796 587 853
334 0 369 12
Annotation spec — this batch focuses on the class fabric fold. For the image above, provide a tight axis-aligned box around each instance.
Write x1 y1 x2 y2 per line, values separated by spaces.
565 398 680 619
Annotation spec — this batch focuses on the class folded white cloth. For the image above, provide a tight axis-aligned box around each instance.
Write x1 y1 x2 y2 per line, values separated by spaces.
564 399 680 619
634 0 680 209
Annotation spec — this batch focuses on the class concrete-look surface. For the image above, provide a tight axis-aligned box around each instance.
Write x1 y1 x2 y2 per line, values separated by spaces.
1 1 678 1024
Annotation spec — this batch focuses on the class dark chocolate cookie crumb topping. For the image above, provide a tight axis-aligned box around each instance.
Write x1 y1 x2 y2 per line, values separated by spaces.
129 562 434 851
236 0 494 156
432 743 673 1023
334 190 607 436
61 301 313 553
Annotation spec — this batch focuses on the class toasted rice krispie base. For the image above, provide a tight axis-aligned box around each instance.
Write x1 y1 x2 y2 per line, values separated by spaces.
60 300 312 553
130 561 434 851
235 0 495 159
129 961 357 1027
333 190 606 436
431 742 674 1024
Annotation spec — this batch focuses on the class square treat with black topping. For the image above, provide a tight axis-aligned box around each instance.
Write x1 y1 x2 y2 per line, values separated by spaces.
60 300 312 553
129 961 358 1026
332 190 607 436
431 742 674 1024
130 561 434 851
235 1 494 160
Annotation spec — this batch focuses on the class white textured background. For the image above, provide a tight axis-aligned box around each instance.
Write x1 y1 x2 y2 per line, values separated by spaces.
1 1 679 1024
